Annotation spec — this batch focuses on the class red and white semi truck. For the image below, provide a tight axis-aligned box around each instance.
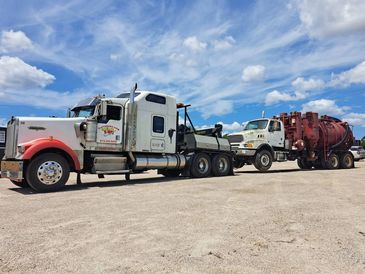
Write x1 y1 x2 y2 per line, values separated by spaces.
1 85 232 192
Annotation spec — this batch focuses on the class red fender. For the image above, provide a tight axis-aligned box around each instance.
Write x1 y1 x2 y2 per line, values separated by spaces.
21 138 81 171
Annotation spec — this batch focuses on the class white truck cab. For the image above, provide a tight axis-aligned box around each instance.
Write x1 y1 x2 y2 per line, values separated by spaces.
228 118 286 171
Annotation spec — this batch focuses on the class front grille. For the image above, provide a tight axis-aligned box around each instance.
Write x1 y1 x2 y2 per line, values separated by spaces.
227 134 244 143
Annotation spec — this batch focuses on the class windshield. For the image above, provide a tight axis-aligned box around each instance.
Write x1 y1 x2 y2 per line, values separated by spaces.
244 119 268 130
72 106 95 117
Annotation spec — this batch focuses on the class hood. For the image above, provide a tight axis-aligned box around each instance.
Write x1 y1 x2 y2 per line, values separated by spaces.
229 129 267 143
17 116 86 150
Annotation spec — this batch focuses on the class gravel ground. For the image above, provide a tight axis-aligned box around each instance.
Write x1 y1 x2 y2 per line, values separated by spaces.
0 161 364 273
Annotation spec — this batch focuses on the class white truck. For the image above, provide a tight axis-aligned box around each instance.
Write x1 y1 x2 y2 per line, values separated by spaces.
1 85 232 192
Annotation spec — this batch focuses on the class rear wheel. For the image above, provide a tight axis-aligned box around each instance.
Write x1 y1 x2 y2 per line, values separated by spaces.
212 154 231 176
325 153 340 169
253 150 272 172
339 152 354 169
190 153 212 178
26 153 70 192
10 179 29 188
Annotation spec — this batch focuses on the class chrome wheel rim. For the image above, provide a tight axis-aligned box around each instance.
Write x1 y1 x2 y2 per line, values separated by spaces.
198 158 209 174
218 157 229 173
37 161 63 185
261 154 270 166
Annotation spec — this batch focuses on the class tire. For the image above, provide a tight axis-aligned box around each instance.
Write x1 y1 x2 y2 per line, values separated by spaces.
190 153 212 178
160 170 181 177
325 153 340 169
10 179 29 188
212 154 231 176
339 152 354 169
26 153 70 192
297 158 312 169
253 150 273 171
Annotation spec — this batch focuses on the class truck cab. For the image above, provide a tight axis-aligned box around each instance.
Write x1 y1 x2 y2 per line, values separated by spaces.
228 118 285 171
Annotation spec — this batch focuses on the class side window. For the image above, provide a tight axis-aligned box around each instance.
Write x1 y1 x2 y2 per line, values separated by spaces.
146 94 166 105
106 105 121 120
269 120 281 131
153 116 164 133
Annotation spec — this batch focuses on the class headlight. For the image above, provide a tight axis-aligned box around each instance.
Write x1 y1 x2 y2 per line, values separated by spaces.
244 141 254 148
17 145 26 154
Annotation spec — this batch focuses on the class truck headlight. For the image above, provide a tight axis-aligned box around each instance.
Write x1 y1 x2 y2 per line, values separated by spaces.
244 141 254 148
17 145 26 154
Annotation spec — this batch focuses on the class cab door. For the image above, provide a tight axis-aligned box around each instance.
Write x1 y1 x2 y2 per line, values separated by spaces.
150 114 166 152
96 104 123 145
268 120 284 148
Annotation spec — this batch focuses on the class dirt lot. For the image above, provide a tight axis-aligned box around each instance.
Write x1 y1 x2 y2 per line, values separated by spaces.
0 161 364 273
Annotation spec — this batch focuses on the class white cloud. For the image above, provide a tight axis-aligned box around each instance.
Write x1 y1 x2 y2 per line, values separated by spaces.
0 56 91 110
0 30 33 53
199 100 234 119
265 77 325 105
242 65 265 82
197 121 243 133
301 99 346 116
183 36 207 52
297 0 365 38
292 77 325 94
330 60 365 86
342 112 365 127
212 36 235 50
216 121 243 131
265 90 295 105
0 56 55 90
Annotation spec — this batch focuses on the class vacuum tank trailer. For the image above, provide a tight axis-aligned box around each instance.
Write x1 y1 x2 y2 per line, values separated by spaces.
228 112 355 171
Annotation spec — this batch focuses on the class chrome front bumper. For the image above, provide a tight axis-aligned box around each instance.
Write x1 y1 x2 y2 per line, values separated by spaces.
1 160 23 180
233 148 256 156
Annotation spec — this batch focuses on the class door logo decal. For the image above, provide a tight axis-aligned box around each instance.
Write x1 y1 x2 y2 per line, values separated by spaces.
99 125 119 136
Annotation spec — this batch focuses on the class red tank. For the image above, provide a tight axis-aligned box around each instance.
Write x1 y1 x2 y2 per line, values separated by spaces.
279 112 354 161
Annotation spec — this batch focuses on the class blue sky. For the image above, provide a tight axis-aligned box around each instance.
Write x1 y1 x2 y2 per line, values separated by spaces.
0 0 365 138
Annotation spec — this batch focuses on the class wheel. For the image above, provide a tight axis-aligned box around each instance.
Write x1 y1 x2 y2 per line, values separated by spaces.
339 152 354 169
26 153 70 192
325 153 340 169
159 170 181 177
253 150 273 171
297 158 312 169
212 154 231 176
10 179 29 188
190 153 212 178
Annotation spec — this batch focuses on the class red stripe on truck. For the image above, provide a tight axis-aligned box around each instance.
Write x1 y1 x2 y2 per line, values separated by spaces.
22 138 81 171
